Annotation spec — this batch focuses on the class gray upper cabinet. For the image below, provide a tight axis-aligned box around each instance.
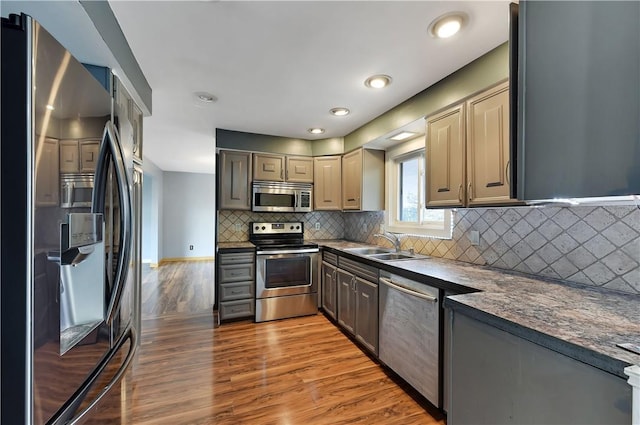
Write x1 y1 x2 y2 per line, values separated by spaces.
518 1 640 200
219 150 252 210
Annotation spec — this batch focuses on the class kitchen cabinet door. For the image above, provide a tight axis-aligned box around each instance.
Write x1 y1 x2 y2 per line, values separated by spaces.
355 277 378 355
79 140 100 172
314 156 342 210
336 270 355 335
59 140 79 173
35 137 59 206
426 104 465 208
466 82 513 206
286 156 313 183
342 148 384 211
219 150 252 210
253 153 284 181
321 261 337 320
342 149 362 209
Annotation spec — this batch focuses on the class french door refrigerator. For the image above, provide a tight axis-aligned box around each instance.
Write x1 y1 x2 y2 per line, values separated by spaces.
1 13 137 424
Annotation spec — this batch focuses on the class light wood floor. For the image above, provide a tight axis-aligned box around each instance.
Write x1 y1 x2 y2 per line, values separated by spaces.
141 261 214 318
130 262 445 425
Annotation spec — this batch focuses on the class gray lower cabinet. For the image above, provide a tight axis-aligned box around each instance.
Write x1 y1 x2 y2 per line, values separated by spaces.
321 261 337 320
448 311 632 425
335 261 378 356
217 250 255 321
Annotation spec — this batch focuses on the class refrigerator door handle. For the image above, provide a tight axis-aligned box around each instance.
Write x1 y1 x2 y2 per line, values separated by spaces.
92 121 133 326
50 326 137 425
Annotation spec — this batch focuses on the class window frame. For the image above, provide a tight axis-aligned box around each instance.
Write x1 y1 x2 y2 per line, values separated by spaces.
385 138 452 239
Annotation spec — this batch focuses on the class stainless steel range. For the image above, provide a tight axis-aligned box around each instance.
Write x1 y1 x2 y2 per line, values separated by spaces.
251 222 319 322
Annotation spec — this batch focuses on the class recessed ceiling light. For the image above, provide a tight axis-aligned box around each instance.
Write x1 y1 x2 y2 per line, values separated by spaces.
390 131 420 141
46 104 55 111
364 75 392 89
308 128 325 135
428 12 467 39
330 107 350 116
195 92 217 103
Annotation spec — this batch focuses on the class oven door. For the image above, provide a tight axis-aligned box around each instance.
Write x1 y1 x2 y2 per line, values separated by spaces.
256 250 319 298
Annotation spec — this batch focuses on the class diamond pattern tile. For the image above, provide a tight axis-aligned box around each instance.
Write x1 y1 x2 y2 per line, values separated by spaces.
219 205 639 295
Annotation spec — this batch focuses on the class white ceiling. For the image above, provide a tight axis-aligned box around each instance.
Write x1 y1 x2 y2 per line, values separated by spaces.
108 1 511 174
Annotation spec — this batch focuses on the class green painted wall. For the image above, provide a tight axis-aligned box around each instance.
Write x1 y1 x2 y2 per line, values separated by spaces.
311 137 344 156
216 129 312 156
216 129 344 156
343 42 509 151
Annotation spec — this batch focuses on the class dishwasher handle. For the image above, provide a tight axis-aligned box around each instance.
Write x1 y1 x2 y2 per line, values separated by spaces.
379 277 438 302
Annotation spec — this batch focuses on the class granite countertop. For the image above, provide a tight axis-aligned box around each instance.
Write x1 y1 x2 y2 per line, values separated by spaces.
315 239 640 379
217 241 255 250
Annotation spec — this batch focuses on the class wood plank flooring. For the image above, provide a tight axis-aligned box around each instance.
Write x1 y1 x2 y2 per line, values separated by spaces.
129 262 445 424
141 261 214 318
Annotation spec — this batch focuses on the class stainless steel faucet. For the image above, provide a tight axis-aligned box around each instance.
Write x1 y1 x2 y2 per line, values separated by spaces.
374 232 401 252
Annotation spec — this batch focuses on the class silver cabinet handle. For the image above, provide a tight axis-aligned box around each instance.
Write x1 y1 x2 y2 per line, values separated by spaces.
280 168 284 180
457 184 463 204
380 277 437 302
468 182 473 202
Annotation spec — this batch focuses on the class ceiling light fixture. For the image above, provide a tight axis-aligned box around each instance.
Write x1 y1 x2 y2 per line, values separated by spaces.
364 74 392 89
390 131 419 141
195 92 217 103
329 107 350 116
308 128 325 135
428 12 467 39
46 104 55 111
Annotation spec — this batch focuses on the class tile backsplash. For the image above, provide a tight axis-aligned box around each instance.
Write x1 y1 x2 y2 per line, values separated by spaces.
218 210 344 241
344 206 640 295
218 206 640 295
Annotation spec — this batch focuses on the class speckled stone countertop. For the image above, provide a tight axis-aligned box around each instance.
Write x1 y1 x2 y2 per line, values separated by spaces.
315 239 640 379
217 241 255 250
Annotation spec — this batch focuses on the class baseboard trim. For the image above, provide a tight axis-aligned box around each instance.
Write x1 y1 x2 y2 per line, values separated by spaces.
158 256 215 265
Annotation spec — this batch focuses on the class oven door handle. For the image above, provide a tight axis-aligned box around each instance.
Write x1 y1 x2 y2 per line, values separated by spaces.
257 248 319 255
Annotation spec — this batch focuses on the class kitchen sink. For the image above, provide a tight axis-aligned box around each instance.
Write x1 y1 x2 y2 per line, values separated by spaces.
368 253 417 261
344 247 392 255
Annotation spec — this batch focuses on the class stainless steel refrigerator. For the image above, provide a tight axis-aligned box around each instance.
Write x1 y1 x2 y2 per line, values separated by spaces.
1 13 138 424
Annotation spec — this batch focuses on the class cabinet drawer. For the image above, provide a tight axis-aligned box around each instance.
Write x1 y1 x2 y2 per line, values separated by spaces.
338 256 378 283
220 299 255 320
323 251 338 266
218 263 255 283
219 281 254 301
218 252 255 265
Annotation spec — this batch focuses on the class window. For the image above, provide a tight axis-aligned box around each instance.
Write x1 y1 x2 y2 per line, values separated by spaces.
386 140 452 238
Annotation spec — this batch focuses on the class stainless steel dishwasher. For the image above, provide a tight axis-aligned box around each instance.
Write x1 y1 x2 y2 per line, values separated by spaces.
379 270 440 407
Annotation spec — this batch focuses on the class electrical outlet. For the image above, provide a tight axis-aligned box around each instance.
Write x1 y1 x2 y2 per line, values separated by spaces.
234 223 242 232
469 230 480 246
315 222 321 230
189 245 194 251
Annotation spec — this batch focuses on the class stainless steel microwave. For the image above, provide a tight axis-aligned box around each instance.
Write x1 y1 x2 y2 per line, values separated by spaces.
252 182 312 213
60 174 94 208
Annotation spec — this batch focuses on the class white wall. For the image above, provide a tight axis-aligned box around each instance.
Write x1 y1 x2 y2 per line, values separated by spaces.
162 171 215 259
142 158 164 264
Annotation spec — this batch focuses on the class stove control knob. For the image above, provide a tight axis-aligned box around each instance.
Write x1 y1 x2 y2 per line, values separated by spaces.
261 226 266 230
296 225 300 230
290 226 294 230
254 226 259 231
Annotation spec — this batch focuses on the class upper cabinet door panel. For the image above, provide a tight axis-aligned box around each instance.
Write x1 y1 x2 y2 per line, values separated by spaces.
467 82 512 205
219 150 252 210
253 153 284 181
342 149 362 210
314 156 341 210
59 140 79 173
426 104 465 208
80 140 100 173
286 156 314 183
